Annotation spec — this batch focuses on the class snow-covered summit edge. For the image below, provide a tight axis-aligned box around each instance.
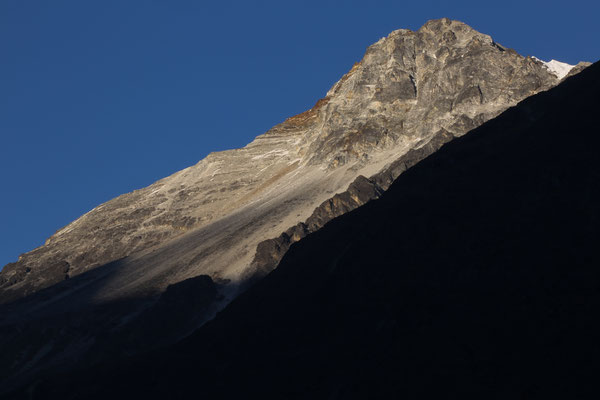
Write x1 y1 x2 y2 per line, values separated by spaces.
532 57 575 80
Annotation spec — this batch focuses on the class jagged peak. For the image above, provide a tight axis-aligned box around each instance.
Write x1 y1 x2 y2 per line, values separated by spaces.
380 18 477 39
419 18 493 45
363 18 497 68
419 17 470 32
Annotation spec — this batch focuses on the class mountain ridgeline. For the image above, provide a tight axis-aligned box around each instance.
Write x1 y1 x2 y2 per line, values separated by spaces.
26 58 600 400
0 18 592 395
0 19 566 303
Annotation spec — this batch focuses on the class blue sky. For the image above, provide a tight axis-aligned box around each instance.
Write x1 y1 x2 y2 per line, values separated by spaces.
1 0 598 268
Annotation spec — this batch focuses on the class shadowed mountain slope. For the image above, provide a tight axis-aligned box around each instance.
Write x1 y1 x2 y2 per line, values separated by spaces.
21 60 600 399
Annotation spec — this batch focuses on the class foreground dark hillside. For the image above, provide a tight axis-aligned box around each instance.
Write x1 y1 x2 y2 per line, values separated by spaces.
19 61 600 399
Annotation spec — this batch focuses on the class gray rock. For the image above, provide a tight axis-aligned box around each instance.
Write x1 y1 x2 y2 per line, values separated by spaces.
564 61 592 80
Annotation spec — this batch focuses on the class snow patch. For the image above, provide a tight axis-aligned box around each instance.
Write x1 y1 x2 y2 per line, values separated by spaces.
533 57 575 80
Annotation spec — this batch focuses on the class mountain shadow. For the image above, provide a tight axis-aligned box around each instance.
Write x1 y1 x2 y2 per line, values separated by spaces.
0 259 220 395
11 62 600 399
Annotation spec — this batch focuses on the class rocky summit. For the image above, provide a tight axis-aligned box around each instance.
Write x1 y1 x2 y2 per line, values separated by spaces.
0 18 587 393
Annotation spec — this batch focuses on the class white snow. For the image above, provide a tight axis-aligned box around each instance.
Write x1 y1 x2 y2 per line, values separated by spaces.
533 57 575 80
545 59 575 79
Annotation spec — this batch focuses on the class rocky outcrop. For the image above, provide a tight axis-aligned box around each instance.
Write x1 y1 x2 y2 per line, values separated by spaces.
249 128 456 280
564 61 592 80
249 175 385 281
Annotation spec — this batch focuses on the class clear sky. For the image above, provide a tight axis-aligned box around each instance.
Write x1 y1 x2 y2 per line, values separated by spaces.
1 0 598 268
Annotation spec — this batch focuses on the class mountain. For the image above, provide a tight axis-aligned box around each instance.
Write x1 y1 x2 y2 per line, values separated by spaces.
25 59 600 400
0 18 588 393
